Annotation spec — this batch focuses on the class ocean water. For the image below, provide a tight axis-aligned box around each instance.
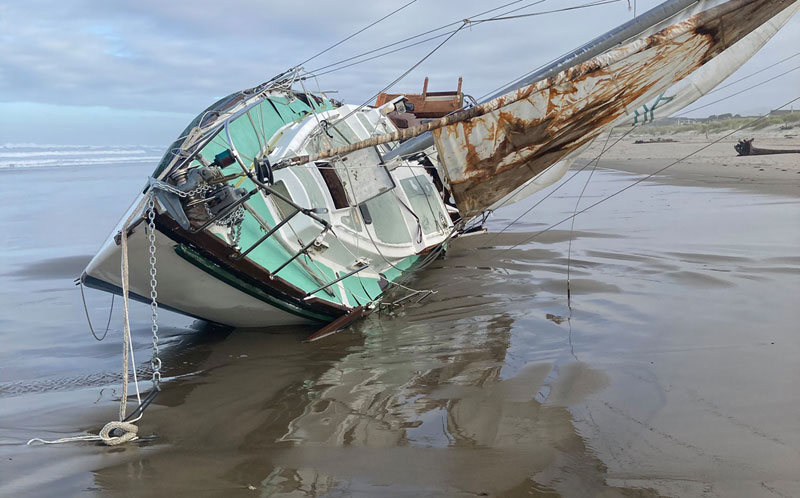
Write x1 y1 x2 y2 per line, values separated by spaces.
0 146 798 497
0 144 164 170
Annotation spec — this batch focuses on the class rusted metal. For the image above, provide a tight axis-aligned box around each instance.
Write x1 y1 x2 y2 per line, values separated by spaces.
735 138 800 156
434 0 794 215
279 0 794 216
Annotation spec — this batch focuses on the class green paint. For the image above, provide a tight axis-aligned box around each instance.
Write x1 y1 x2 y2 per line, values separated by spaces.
634 92 675 124
155 93 434 314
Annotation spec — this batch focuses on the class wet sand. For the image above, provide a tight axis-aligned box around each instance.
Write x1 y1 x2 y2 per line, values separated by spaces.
1 141 799 497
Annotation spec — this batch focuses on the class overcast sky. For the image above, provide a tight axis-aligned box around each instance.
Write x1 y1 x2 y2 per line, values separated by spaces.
1 0 798 145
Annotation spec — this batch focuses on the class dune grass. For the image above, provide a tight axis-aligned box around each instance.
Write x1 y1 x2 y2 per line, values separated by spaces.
634 113 800 135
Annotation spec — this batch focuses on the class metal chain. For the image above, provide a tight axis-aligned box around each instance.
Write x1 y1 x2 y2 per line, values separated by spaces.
214 204 245 226
151 181 211 199
232 219 243 247
151 178 242 248
146 194 162 389
214 205 245 248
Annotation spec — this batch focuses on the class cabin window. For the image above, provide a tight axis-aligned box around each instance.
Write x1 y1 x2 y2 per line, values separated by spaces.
364 191 411 245
328 119 359 144
400 176 444 235
378 122 398 150
306 119 358 154
307 121 360 210
354 114 397 153
316 163 349 209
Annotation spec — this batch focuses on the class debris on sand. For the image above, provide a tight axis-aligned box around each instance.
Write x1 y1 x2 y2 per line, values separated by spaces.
735 138 800 156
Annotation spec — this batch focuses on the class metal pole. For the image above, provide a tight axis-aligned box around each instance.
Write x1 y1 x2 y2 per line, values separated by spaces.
231 209 300 260
303 265 370 299
271 234 324 277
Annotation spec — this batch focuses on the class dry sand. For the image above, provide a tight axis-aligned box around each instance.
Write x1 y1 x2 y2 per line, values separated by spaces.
580 130 800 197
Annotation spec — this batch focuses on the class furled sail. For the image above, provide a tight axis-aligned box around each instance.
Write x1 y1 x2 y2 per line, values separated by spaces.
487 0 800 212
432 0 799 216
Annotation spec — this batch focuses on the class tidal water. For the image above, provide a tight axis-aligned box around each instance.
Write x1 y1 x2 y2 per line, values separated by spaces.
0 151 798 497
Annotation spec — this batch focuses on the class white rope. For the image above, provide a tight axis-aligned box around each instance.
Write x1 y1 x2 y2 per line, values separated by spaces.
27 195 154 447
26 421 139 446
119 221 132 422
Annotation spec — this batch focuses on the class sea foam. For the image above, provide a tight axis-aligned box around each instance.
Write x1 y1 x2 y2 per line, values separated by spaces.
0 144 163 170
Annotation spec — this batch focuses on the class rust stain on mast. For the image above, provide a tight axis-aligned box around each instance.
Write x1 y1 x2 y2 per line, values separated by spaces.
280 0 794 216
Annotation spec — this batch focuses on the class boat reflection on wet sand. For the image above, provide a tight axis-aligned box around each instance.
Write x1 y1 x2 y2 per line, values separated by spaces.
85 282 632 497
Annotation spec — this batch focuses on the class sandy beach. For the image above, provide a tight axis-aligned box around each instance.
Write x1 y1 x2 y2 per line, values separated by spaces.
585 130 800 197
0 134 798 497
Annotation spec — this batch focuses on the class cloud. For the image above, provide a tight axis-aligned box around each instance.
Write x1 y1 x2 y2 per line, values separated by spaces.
0 0 798 143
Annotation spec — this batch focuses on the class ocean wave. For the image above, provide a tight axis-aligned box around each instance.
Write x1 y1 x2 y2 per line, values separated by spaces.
0 142 159 150
0 149 153 159
0 155 163 169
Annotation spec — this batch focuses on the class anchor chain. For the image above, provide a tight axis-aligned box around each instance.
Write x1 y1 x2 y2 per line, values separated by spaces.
27 193 162 446
151 178 245 248
151 180 211 199
151 179 243 247
146 195 162 390
214 205 245 248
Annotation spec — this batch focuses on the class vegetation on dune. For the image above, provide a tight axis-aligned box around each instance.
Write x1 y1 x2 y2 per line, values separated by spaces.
631 113 800 135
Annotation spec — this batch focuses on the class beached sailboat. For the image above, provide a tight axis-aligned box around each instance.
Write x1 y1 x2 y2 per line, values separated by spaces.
81 0 800 339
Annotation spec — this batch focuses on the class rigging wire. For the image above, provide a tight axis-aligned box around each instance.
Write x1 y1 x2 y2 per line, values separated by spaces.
566 130 614 307
332 21 470 124
499 95 800 255
302 0 622 80
306 31 464 79
79 280 115 342
296 0 419 68
306 0 534 75
633 0 637 17
467 0 621 23
706 50 800 96
303 1 550 78
675 64 800 117
474 0 632 102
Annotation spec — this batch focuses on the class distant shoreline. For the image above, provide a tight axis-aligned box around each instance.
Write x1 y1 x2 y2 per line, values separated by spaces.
624 112 800 136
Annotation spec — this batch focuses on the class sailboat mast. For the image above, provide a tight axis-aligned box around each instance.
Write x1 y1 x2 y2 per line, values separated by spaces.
383 0 701 160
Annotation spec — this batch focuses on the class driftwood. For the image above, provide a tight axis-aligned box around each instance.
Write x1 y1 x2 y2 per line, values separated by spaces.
634 138 678 144
735 138 800 156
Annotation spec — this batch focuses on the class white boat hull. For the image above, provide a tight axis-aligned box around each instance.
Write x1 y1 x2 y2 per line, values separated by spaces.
84 221 316 328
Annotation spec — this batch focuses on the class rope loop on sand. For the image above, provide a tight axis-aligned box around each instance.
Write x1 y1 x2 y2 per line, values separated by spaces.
26 421 139 446
99 421 139 446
